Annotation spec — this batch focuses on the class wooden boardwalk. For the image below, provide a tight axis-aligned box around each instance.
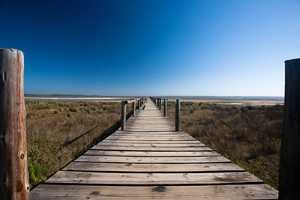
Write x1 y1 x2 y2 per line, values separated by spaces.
30 98 278 199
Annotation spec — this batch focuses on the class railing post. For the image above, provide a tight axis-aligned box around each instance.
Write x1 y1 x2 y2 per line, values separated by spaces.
175 99 181 131
121 100 127 131
0 49 29 200
132 100 136 117
159 98 162 110
163 99 167 117
279 58 300 200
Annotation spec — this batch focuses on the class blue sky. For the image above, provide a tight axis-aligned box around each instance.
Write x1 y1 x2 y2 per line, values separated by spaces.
0 0 299 96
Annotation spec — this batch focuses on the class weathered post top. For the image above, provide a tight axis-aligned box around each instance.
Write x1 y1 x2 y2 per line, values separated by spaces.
279 58 300 200
0 49 29 200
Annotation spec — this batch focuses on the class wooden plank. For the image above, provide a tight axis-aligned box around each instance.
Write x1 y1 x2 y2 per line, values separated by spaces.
91 146 213 152
113 132 187 135
97 143 206 147
64 162 244 172
84 150 218 157
75 155 230 163
108 134 193 138
102 138 196 141
30 184 278 200
101 140 202 144
106 136 194 140
46 171 263 185
111 134 192 137
126 129 175 132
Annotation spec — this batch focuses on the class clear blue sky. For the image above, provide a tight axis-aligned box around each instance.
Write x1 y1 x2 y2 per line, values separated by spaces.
1 0 299 96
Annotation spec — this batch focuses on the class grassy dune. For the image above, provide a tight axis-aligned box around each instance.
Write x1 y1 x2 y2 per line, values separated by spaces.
168 101 282 188
26 101 124 187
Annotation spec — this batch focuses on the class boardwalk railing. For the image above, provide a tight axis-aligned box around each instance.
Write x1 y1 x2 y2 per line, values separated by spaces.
150 97 181 131
120 98 146 131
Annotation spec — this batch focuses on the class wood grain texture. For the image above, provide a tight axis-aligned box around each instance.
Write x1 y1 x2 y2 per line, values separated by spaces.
0 49 29 200
30 184 278 200
64 162 244 172
91 146 213 151
47 171 263 185
75 155 230 163
84 150 218 157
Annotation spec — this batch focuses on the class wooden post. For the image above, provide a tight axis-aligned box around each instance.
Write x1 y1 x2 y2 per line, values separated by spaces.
0 49 29 200
175 99 181 131
279 58 300 200
132 101 136 117
121 101 127 131
163 99 167 117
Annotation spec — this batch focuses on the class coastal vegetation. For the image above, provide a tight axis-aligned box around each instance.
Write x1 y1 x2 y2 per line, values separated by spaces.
168 101 282 188
26 100 122 187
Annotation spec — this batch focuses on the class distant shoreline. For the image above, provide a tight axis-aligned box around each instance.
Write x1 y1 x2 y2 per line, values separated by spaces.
25 95 284 106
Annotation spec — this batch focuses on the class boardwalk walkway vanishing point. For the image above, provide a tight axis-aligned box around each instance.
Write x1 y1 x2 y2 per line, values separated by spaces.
30 98 278 199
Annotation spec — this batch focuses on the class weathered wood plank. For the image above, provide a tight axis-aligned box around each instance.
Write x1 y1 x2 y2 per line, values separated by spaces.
75 155 230 163
64 162 244 172
84 150 218 157
106 136 194 140
91 146 213 151
102 138 196 141
47 171 263 185
97 143 206 147
101 140 202 144
30 184 278 200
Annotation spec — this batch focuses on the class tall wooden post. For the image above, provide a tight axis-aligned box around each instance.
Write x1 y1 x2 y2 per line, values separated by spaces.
159 98 162 110
0 49 29 200
175 99 181 131
132 101 136 117
279 58 300 199
121 101 127 131
163 99 167 117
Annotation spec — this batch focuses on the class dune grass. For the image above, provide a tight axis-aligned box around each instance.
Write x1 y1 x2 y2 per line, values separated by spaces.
168 101 282 188
26 100 123 187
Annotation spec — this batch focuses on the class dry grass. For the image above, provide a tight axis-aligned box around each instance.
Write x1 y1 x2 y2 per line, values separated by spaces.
26 100 128 187
168 101 282 188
